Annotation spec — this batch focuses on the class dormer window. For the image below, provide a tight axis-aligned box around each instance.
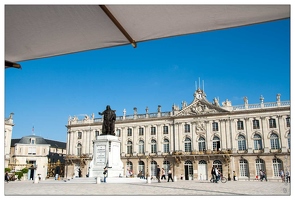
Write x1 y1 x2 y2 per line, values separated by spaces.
30 138 35 144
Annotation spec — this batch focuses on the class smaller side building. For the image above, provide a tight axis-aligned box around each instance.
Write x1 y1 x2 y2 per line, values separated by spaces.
9 135 66 180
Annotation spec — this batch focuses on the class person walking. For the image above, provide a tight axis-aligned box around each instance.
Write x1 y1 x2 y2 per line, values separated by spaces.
156 165 161 182
279 169 285 182
233 171 237 181
103 167 108 183
215 167 220 183
167 169 174 182
161 168 166 180
5 172 9 183
211 166 216 183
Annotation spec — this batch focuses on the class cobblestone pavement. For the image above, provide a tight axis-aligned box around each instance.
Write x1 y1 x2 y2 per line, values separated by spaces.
3 178 292 197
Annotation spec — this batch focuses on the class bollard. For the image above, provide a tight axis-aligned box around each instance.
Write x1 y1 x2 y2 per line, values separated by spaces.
174 176 177 182
146 177 151 184
34 176 39 183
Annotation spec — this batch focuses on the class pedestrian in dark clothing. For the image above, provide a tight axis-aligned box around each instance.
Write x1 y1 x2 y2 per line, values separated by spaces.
103 167 108 183
167 169 174 182
156 165 161 182
211 166 216 183
5 172 9 183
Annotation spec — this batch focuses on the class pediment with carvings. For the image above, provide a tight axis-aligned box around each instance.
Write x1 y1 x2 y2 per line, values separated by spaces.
176 98 229 116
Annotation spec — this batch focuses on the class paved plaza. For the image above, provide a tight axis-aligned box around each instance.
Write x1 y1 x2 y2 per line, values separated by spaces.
3 177 292 197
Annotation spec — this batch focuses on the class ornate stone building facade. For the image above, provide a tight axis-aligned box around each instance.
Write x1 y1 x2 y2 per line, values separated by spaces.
65 88 290 181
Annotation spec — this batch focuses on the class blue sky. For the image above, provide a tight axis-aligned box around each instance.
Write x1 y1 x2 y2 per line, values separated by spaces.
4 18 290 142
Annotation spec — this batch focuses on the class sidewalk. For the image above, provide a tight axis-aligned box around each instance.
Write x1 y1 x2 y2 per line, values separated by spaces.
3 178 292 196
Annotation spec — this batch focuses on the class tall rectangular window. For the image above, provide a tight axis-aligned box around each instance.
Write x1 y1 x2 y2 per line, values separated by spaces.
184 124 190 133
212 122 219 131
95 131 99 137
237 121 244 130
78 132 82 139
163 126 168 134
286 117 290 127
139 127 144 136
151 127 156 135
253 120 260 129
269 118 277 128
127 128 132 136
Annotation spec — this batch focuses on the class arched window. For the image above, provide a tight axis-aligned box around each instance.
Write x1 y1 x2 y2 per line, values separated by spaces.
184 137 192 152
151 139 157 153
270 133 280 149
77 143 82 156
163 160 170 175
213 160 223 174
255 159 265 176
238 135 246 151
138 140 144 154
239 159 249 177
253 134 262 150
127 161 133 172
138 160 145 176
198 137 206 151
273 158 283 177
212 136 220 151
163 139 170 153
127 141 133 154
151 160 157 177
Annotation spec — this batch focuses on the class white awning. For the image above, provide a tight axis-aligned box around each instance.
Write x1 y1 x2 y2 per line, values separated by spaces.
5 5 290 64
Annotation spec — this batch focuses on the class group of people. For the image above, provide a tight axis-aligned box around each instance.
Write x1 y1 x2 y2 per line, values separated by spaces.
156 165 174 182
211 166 221 183
279 169 291 183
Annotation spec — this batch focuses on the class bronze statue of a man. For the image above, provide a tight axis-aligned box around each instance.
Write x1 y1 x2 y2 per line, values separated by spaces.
99 105 116 136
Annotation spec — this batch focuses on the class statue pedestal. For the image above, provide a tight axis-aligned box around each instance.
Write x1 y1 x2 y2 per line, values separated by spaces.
89 135 123 178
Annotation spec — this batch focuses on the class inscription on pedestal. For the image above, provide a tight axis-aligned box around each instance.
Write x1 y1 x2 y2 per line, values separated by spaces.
96 145 106 165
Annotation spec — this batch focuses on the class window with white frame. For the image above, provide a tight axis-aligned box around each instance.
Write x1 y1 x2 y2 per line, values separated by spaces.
253 134 263 150
212 136 220 151
270 133 280 149
269 118 277 128
213 160 223 174
138 160 145 176
151 139 157 153
238 134 246 150
272 158 283 177
163 138 169 153
239 159 249 177
127 141 133 154
212 122 219 131
151 127 156 135
163 126 168 134
286 117 290 127
139 127 144 136
163 160 170 175
184 137 192 152
237 120 244 130
255 159 265 176
198 137 206 151
77 143 82 156
151 160 157 177
127 128 132 136
253 119 260 129
127 161 133 172
139 140 144 154
28 147 36 155
184 124 190 133
95 131 99 137
78 132 82 139
116 129 121 137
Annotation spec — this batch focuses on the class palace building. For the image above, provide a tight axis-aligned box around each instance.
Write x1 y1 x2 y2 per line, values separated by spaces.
65 88 290 181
